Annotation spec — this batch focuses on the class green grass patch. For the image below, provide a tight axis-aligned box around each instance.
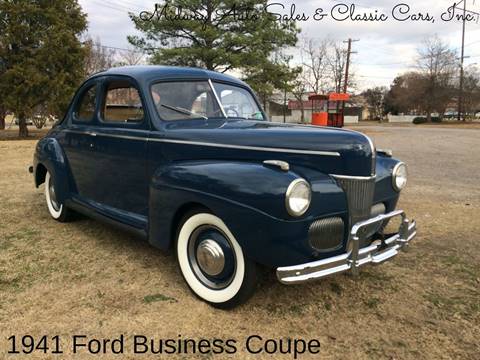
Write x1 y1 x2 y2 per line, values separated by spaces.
3 227 41 246
424 291 480 320
440 255 478 282
288 304 305 315
143 293 177 304
329 281 342 295
364 297 381 309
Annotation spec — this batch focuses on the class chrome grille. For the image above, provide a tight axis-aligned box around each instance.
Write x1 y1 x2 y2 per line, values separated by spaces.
308 217 344 252
333 176 375 226
363 203 386 239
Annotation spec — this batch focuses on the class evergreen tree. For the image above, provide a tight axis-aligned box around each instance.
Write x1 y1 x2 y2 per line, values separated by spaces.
0 0 88 137
129 0 299 105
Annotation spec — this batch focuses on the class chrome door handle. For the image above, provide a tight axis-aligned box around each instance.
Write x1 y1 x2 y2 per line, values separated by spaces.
88 132 97 137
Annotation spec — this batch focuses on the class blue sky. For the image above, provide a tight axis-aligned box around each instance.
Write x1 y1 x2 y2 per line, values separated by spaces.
79 0 480 90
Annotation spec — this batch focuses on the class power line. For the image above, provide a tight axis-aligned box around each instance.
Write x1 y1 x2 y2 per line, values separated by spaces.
90 0 140 14
90 1 130 14
97 44 146 54
114 0 146 10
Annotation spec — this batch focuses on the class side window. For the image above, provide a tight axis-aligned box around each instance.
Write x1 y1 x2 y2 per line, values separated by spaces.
151 81 221 121
102 80 144 123
75 85 97 122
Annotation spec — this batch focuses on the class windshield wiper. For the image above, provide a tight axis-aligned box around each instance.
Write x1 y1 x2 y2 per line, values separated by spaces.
160 103 207 120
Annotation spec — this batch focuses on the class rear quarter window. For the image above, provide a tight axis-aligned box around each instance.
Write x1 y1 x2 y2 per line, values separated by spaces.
74 85 97 122
102 81 144 124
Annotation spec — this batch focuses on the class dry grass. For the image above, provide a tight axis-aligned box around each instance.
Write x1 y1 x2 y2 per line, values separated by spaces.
0 127 51 141
0 126 479 359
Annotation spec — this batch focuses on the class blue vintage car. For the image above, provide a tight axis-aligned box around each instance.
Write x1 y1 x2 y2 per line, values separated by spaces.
32 66 416 308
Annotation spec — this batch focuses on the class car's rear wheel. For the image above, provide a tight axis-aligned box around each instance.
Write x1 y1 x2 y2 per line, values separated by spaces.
45 171 72 222
176 211 257 309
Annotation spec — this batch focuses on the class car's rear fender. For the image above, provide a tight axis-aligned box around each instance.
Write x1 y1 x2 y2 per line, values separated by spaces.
34 136 74 204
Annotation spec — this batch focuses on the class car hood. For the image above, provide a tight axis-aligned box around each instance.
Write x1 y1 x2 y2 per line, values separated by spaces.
159 119 376 177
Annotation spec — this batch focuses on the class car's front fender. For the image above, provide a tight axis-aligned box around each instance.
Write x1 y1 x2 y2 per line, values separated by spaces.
147 160 347 263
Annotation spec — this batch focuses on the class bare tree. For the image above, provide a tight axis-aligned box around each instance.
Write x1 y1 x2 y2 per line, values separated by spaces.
300 38 329 94
327 43 346 93
416 35 457 120
290 73 309 124
83 36 117 76
117 48 146 66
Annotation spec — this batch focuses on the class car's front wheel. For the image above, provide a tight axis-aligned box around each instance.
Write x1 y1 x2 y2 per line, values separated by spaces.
176 211 257 309
45 171 72 222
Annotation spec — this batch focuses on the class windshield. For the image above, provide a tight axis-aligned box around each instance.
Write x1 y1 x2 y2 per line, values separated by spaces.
151 80 264 121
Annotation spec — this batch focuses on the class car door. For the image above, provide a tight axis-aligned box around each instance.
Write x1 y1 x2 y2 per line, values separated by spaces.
61 79 101 202
86 76 150 225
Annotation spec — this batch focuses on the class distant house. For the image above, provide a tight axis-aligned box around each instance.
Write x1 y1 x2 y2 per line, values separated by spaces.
268 95 363 124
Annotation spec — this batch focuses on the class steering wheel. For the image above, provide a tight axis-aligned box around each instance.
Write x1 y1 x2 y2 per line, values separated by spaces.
226 108 239 117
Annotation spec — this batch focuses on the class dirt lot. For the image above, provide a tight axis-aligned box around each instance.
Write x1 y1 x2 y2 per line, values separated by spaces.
0 125 479 359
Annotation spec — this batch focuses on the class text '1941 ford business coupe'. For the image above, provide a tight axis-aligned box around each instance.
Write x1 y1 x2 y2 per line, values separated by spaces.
32 66 416 308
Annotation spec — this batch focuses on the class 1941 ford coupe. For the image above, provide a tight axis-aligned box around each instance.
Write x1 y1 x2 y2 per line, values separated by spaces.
32 66 416 308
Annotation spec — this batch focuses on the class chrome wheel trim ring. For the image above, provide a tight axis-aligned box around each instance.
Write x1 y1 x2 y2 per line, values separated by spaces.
187 224 237 290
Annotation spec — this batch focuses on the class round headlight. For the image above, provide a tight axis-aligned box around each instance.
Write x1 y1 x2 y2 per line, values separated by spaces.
286 179 311 217
392 162 407 191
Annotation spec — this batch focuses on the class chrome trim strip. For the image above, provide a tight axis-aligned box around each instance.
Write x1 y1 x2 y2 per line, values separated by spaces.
330 174 376 180
276 210 416 284
208 79 227 118
64 129 341 156
152 139 341 156
66 130 147 141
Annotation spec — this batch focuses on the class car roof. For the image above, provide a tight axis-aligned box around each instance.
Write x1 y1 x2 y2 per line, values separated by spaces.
91 65 248 87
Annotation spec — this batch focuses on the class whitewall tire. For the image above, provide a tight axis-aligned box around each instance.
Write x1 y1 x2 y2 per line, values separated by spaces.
176 212 257 309
45 171 71 222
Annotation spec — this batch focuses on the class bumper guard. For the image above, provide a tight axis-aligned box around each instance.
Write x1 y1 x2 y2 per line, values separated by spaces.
276 210 416 284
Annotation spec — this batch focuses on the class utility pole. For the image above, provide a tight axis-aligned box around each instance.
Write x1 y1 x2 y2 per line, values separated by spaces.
343 38 359 94
457 0 467 121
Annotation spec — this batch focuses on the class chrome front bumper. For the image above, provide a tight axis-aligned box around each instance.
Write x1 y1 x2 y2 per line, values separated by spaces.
277 210 417 285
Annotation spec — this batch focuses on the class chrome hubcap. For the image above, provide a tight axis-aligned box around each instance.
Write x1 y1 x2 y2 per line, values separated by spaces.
196 239 225 276
188 225 236 290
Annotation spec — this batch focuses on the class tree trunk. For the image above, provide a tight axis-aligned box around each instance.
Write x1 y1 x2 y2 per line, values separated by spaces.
426 111 432 122
0 110 5 130
300 105 305 124
18 113 29 138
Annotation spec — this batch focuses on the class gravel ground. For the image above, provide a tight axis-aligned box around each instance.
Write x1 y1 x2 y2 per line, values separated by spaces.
0 125 479 359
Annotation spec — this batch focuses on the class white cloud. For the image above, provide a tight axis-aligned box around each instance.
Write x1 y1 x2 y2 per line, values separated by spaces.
79 0 480 89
